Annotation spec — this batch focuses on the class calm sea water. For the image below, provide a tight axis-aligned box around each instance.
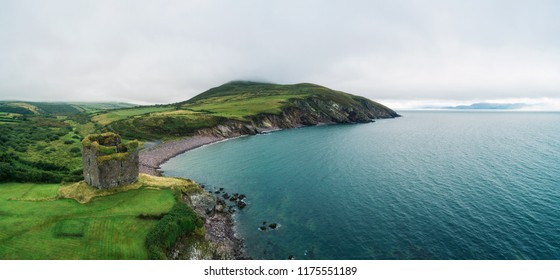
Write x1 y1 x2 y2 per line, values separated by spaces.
162 111 560 259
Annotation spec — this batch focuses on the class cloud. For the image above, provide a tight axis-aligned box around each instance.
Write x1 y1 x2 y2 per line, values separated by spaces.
0 0 559 104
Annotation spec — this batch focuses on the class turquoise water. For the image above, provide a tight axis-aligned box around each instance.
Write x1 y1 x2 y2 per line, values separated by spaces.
162 111 560 259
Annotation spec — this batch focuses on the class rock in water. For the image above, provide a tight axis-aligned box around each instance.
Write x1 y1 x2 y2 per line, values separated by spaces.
237 201 247 209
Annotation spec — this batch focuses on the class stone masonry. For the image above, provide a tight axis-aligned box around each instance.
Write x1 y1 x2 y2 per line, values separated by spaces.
82 132 139 189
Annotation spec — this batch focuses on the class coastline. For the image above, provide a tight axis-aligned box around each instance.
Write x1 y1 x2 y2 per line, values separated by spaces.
137 120 391 259
139 135 225 176
139 134 248 259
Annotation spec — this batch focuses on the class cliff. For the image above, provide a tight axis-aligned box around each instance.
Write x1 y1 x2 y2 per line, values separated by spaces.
191 82 399 137
195 92 399 138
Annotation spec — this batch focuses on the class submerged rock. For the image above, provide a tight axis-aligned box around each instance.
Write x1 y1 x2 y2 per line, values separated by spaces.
237 201 247 209
269 223 277 229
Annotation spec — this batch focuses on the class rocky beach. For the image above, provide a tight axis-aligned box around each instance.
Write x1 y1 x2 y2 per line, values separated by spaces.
139 135 223 176
139 134 248 259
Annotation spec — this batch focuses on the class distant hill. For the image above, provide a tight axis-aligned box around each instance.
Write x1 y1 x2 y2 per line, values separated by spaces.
107 81 399 140
0 101 136 116
443 102 527 110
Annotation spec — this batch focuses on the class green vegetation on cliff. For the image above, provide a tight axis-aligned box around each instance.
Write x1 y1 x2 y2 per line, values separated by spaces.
107 81 399 140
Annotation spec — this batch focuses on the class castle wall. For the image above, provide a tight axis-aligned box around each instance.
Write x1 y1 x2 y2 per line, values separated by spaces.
81 133 139 189
96 150 139 189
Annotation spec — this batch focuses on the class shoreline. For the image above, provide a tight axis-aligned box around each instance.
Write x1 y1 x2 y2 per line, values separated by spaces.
139 135 225 176
139 134 249 259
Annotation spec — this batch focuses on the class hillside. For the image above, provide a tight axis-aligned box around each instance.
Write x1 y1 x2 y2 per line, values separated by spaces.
0 101 135 118
1 81 398 183
109 81 399 140
0 101 135 183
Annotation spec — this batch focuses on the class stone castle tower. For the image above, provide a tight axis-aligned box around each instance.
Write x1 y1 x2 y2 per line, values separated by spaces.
82 132 139 189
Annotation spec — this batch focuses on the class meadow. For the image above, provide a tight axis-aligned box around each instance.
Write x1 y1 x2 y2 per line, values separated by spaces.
0 182 175 259
92 106 173 125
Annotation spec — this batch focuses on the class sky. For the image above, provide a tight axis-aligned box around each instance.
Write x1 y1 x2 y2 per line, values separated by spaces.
1 0 559 109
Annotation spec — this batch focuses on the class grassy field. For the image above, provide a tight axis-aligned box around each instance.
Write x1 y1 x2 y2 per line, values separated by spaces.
184 94 302 120
0 112 22 124
92 106 173 125
0 181 176 259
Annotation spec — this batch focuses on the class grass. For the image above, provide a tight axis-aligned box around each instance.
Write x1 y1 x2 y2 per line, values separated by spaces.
185 94 302 120
0 112 23 124
92 106 173 125
59 173 201 203
0 174 201 259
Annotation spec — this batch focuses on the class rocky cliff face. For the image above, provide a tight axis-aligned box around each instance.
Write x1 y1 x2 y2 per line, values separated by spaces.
196 96 399 138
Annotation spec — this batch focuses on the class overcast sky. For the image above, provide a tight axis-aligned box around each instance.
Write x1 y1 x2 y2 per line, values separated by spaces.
1 0 559 108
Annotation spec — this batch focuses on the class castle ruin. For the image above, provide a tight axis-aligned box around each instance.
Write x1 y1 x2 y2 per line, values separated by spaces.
82 132 139 189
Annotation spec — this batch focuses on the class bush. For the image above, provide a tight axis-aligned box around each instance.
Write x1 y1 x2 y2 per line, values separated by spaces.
70 147 81 153
145 202 202 259
64 140 74 145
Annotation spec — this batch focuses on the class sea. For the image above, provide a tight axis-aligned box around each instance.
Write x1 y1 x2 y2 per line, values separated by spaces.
161 111 560 259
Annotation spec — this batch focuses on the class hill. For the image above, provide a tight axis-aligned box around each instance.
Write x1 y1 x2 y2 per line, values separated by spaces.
0 101 135 117
1 81 398 183
109 81 399 140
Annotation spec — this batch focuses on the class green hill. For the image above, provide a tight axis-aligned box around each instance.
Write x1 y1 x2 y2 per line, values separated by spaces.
108 81 399 140
0 101 135 117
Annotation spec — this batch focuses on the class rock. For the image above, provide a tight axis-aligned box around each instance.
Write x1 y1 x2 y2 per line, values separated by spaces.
219 187 224 191
238 194 246 200
215 204 225 213
222 193 230 199
269 223 277 229
288 255 295 260
259 226 267 231
237 201 247 209
262 221 267 225
214 190 220 194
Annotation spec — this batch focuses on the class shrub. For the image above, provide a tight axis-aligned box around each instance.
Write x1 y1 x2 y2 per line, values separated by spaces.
70 147 81 153
145 202 202 259
64 140 74 145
